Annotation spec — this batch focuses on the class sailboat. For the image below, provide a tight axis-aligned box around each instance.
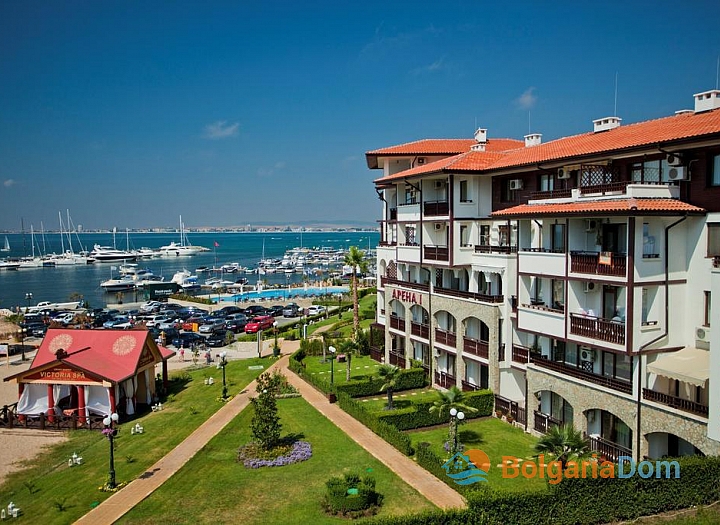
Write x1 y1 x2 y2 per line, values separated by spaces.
156 215 210 257
0 236 9 252
49 210 95 265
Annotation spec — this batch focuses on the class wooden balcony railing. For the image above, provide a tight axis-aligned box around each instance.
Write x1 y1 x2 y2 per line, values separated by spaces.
434 371 457 389
531 355 633 394
533 411 562 434
496 395 526 425
512 344 532 364
435 286 504 304
474 244 518 254
389 314 406 332
380 277 429 292
642 388 709 418
570 313 626 346
714 256 720 268
410 321 429 339
435 328 457 347
461 380 482 392
463 336 489 359
570 251 627 277
378 241 397 247
389 350 406 368
424 200 449 216
586 434 632 464
579 180 627 196
369 346 384 363
424 245 449 261
530 188 573 200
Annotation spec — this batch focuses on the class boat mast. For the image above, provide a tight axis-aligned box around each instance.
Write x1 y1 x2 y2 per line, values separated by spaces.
58 211 66 253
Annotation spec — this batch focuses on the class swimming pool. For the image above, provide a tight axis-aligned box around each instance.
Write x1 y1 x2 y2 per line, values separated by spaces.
222 286 349 302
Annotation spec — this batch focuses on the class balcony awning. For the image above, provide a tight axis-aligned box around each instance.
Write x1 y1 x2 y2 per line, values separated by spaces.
473 265 505 275
647 347 710 388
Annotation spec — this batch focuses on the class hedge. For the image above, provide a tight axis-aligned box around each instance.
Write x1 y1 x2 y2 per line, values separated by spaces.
364 455 720 525
376 390 494 431
335 368 427 398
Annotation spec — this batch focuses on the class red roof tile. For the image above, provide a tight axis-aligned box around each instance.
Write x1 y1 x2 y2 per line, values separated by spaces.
491 198 706 218
373 150 505 183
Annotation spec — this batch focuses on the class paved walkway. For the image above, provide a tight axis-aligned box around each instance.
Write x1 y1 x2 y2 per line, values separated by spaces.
75 337 465 523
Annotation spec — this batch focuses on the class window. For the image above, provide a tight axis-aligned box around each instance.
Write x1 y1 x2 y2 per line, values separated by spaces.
705 291 711 327
631 159 673 183
501 180 516 202
404 186 418 205
498 225 509 246
551 279 565 311
711 154 720 187
539 174 555 192
551 223 565 252
404 226 416 245
460 180 471 202
643 223 658 258
459 224 470 247
641 288 648 324
708 224 720 257
479 224 490 246
601 351 633 382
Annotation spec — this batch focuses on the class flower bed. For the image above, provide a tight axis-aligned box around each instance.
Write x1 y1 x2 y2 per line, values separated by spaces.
238 440 312 468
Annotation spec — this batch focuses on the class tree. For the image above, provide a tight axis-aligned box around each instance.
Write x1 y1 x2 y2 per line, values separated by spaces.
250 372 283 450
339 338 358 382
377 364 400 410
343 246 369 340
534 424 590 468
429 386 478 455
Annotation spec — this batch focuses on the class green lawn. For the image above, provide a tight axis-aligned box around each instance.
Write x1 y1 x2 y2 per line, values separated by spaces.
303 354 381 384
118 397 435 525
0 358 270 524
408 417 548 493
358 388 438 412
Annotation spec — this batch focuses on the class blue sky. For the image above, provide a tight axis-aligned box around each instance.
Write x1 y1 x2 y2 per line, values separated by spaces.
1 1 719 230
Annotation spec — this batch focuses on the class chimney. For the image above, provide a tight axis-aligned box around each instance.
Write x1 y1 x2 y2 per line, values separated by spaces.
471 128 487 151
592 116 622 133
524 133 542 147
693 90 720 113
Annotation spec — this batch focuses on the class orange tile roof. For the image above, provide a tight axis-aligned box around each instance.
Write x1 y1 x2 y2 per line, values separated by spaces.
373 150 506 184
491 198 706 218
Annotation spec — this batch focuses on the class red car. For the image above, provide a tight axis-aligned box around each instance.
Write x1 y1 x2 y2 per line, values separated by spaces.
244 315 275 334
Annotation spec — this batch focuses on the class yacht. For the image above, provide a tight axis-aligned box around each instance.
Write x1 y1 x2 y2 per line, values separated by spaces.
90 244 137 262
156 216 209 257
100 275 137 292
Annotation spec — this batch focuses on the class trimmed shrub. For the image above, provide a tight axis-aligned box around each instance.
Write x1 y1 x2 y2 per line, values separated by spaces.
323 472 383 516
335 368 427 398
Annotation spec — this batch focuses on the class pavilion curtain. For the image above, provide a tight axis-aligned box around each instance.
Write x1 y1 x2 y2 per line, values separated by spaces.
124 377 136 415
17 384 48 415
144 369 152 404
52 384 71 414
85 385 111 415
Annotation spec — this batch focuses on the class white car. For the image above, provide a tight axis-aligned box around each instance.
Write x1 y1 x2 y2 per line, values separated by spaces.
306 305 326 315
146 315 172 328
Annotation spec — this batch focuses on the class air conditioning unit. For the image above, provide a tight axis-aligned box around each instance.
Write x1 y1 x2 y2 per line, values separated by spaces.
667 166 688 181
557 168 571 180
434 179 444 189
434 222 445 231
666 153 683 167
418 157 427 165
509 179 523 191
580 348 596 362
586 219 599 232
696 326 711 344
584 282 597 293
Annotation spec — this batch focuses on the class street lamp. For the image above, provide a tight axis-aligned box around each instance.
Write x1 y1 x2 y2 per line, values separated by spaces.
16 328 27 361
102 412 120 489
338 294 342 319
328 345 336 384
449 407 465 455
217 351 228 400
272 321 280 357
24 292 33 313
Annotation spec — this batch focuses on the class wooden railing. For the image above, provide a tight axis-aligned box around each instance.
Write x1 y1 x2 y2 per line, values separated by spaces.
389 350 406 368
434 371 457 389
461 380 482 392
570 251 627 277
530 188 573 200
642 388 709 417
0 403 17 428
463 336 489 359
380 277 430 292
424 200 449 216
378 241 396 247
512 344 532 364
495 395 526 425
714 256 720 268
570 313 626 346
435 328 456 347
579 180 628 195
410 321 429 339
424 245 449 261
3 410 106 431
531 355 633 394
474 244 518 254
534 410 562 434
586 434 632 464
435 286 504 304
370 346 384 363
389 314 405 332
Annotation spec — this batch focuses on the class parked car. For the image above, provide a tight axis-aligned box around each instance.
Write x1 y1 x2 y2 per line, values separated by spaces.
244 305 268 317
25 322 47 337
215 305 243 317
55 312 79 325
103 316 129 329
198 318 226 334
171 332 206 349
92 313 114 327
306 305 327 316
182 315 210 331
206 332 231 347
224 313 249 333
244 315 275 334
150 327 179 346
145 314 172 328
266 304 284 317
282 303 301 317
141 300 164 312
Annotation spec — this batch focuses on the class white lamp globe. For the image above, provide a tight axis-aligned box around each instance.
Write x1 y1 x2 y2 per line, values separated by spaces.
449 407 457 417
103 417 111 426
457 411 465 420
111 413 119 422
329 346 336 354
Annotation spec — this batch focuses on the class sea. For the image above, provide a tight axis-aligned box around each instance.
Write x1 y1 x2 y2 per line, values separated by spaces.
0 231 379 310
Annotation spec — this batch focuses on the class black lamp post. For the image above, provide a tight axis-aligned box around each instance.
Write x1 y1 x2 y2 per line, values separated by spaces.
217 351 228 400
24 292 33 313
449 407 465 455
102 412 120 489
329 345 336 384
338 295 342 319
16 328 27 361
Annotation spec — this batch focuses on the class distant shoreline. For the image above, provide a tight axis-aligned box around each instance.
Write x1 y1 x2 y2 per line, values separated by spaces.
0 228 380 235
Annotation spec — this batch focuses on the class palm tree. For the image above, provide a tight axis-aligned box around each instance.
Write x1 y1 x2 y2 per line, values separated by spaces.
343 246 369 340
377 364 400 410
534 424 590 468
340 338 358 382
430 386 478 455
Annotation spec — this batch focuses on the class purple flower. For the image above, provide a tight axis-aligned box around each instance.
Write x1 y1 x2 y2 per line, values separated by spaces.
242 441 312 468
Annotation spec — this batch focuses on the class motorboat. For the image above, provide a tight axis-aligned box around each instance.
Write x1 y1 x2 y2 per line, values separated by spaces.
90 244 137 262
156 216 209 257
100 275 137 292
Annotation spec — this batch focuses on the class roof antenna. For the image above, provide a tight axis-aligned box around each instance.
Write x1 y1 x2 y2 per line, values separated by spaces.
614 72 619 117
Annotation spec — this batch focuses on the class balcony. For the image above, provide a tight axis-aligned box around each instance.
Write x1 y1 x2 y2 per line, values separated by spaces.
389 349 406 368
642 388 709 418
496 395 527 425
435 286 504 304
570 251 627 278
389 207 397 220
512 344 532 364
378 240 397 247
424 245 449 261
424 200 449 216
463 336 489 359
435 328 457 347
474 244 518 254
530 188 573 200
434 371 457 389
389 314 406 332
570 313 625 346
462 380 482 392
380 277 430 292
410 321 429 339
531 355 633 394
586 434 632 464
370 346 384 363
533 411 561 434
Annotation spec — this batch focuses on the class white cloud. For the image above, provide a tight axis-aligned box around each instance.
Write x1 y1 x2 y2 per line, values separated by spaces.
515 87 537 110
203 121 239 139
411 56 445 76
257 161 286 178
3 179 15 188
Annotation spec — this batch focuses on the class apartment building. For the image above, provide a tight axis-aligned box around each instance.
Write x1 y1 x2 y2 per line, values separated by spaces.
368 89 720 462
